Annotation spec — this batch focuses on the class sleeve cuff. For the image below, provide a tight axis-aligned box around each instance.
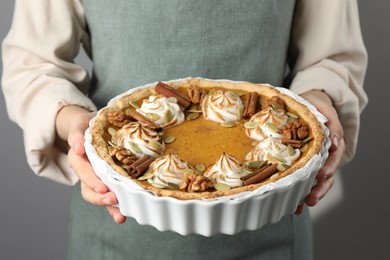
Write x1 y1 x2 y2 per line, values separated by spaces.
23 82 97 185
290 66 361 164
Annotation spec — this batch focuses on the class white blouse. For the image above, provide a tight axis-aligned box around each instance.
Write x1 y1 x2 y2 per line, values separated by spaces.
1 0 368 185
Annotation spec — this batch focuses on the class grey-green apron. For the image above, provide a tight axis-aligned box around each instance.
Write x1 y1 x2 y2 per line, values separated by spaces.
69 1 313 259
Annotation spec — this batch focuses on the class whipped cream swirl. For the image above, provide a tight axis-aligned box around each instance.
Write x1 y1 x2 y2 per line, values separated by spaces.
137 95 184 128
202 90 243 123
112 122 165 158
245 107 288 140
246 137 300 166
148 154 188 186
204 152 248 188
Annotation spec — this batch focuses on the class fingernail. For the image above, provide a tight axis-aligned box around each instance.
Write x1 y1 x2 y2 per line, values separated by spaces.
329 135 339 152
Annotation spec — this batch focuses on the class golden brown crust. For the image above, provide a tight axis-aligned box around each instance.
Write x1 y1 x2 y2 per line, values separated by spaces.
91 78 325 200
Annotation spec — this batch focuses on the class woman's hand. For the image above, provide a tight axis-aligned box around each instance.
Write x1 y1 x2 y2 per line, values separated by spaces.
56 105 126 224
295 90 345 215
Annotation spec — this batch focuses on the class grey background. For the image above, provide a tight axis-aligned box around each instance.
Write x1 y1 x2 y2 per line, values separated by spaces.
0 1 389 259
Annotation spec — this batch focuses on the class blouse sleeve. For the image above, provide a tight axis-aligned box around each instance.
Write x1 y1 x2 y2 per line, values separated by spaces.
288 0 368 164
1 0 96 185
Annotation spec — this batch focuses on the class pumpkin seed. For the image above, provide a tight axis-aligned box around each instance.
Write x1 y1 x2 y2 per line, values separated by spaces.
271 102 284 113
167 182 179 190
303 136 312 143
195 163 206 173
287 111 299 118
272 108 285 116
221 122 235 128
146 113 160 121
120 164 129 171
163 136 176 144
287 117 298 124
138 170 153 180
186 112 200 121
287 145 295 156
214 183 231 191
107 127 117 136
242 167 253 174
236 104 244 117
300 143 308 153
183 168 195 178
164 110 174 122
129 100 140 109
149 140 163 150
272 154 286 163
265 122 279 133
187 109 203 113
127 141 142 153
277 163 289 172
107 140 117 148
246 160 266 169
270 173 279 181
150 181 167 189
244 121 258 129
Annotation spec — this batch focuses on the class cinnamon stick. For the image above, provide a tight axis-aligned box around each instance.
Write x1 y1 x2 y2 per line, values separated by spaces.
155 81 191 108
242 164 278 186
127 155 156 178
127 109 160 129
241 163 272 181
243 92 258 118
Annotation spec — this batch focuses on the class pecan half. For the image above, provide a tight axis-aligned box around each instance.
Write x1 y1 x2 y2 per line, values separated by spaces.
188 85 207 104
282 120 309 141
262 96 286 111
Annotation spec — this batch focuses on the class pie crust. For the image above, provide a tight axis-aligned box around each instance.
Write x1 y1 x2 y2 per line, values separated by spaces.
90 78 325 200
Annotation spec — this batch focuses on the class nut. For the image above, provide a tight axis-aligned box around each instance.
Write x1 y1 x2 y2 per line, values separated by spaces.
107 111 131 128
262 96 286 111
282 120 309 140
109 146 137 165
297 125 309 139
179 174 213 192
188 85 207 104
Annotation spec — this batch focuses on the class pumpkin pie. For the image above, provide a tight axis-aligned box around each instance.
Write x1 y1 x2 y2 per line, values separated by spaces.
90 78 325 200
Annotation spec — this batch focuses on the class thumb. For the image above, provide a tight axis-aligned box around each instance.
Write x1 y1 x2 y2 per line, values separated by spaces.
68 128 86 156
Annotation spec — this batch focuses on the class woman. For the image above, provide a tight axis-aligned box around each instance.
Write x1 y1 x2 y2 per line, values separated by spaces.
2 0 367 259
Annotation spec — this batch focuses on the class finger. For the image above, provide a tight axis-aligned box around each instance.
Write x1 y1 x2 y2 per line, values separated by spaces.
300 91 343 153
306 177 335 207
316 138 345 181
327 119 343 153
319 105 343 153
295 204 305 215
106 206 127 224
67 112 95 156
80 182 117 206
68 148 107 194
68 127 86 156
